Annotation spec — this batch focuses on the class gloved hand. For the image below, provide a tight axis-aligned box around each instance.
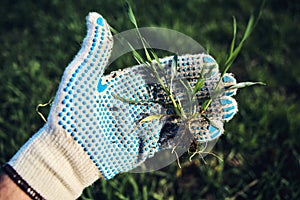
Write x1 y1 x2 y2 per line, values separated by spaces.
4 12 238 200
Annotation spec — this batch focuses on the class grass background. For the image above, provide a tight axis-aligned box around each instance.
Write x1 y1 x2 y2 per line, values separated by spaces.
0 0 299 199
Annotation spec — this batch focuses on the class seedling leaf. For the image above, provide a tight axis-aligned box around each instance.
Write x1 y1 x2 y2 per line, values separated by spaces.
193 78 205 94
125 2 138 28
229 81 266 90
140 114 165 123
112 94 140 104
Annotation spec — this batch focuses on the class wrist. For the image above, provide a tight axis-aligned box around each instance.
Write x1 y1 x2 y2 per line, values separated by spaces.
2 165 41 200
8 125 101 200
0 173 32 200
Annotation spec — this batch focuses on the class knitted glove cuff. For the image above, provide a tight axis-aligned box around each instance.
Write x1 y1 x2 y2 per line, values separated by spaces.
8 125 101 200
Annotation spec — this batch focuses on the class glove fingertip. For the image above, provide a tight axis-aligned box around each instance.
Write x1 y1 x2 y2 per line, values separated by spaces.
193 120 224 143
219 96 238 122
222 73 237 96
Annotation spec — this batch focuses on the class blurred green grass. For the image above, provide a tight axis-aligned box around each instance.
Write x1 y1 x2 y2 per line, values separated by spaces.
0 0 299 199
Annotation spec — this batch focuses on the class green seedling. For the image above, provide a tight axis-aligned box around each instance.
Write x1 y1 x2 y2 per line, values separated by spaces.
113 2 265 163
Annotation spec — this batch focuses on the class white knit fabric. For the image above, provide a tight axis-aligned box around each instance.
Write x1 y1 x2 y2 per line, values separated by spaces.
9 125 101 200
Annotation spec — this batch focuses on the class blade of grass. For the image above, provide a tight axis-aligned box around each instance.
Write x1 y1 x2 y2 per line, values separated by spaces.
127 42 145 65
229 16 237 55
36 97 54 122
201 99 212 113
143 186 148 200
125 2 138 28
125 2 152 62
203 11 263 113
139 114 165 123
179 78 196 117
229 81 266 90
222 15 255 77
112 94 140 104
109 25 119 35
193 78 205 94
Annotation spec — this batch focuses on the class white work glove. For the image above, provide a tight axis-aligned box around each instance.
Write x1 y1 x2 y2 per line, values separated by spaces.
4 12 238 200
